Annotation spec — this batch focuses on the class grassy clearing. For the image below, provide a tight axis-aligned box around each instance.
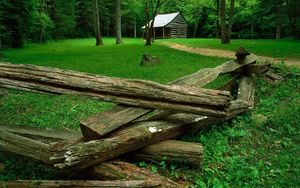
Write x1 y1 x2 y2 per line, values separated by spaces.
161 38 300 59
0 38 299 187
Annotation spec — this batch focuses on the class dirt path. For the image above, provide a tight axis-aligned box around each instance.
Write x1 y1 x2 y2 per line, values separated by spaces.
161 42 300 68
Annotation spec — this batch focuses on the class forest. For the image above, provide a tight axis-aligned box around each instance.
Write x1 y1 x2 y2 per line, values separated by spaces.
0 0 299 48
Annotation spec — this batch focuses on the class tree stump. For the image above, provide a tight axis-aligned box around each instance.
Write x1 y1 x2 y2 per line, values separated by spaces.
141 55 161 66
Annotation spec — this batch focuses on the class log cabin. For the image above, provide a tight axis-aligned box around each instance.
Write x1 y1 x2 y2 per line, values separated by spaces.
143 12 187 39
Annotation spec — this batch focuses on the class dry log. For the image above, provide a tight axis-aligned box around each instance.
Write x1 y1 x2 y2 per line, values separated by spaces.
0 62 231 117
237 75 256 109
0 125 81 143
0 131 51 164
128 140 203 166
91 161 179 187
0 130 179 188
1 180 162 188
50 101 249 169
50 60 256 169
80 55 257 139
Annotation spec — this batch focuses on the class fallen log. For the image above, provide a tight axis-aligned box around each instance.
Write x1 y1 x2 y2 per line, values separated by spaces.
237 75 256 109
50 100 249 169
0 131 52 164
0 127 179 187
80 55 257 139
1 180 162 188
91 161 179 187
128 140 203 166
0 62 231 117
0 124 81 143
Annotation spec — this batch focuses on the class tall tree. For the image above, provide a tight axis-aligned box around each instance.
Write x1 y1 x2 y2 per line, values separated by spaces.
115 0 123 44
144 0 165 46
220 0 235 44
93 0 103 46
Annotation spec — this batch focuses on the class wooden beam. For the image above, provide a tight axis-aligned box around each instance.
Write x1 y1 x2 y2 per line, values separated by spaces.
0 131 52 164
128 140 203 166
0 62 231 117
80 55 257 139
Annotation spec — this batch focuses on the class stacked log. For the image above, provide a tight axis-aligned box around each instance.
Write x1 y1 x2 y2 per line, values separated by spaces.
0 50 270 187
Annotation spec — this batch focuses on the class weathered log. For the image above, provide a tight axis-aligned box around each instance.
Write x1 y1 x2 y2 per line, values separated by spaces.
80 55 257 139
91 161 179 187
50 61 255 169
0 130 179 188
49 100 249 169
128 140 203 166
237 75 256 109
0 125 81 143
0 131 51 164
1 180 162 188
0 62 231 117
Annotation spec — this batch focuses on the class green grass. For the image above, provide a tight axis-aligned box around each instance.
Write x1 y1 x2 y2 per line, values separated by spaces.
161 38 300 59
0 38 300 187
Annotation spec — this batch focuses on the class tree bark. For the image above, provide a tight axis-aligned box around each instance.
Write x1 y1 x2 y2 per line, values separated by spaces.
93 0 103 46
80 55 257 139
237 75 255 109
145 0 162 45
115 0 123 44
129 140 203 166
0 62 231 117
2 180 162 188
219 0 235 44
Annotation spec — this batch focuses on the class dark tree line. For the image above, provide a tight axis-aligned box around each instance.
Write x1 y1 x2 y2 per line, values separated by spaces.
0 0 299 48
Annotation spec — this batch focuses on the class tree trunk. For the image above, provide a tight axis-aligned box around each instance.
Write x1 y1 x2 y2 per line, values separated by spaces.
227 0 235 42
219 0 227 44
193 21 199 38
276 25 281 40
116 0 123 44
216 0 221 38
80 55 257 139
134 16 137 38
93 0 103 46
0 62 231 117
129 140 203 166
145 0 162 46
220 0 235 44
250 19 254 39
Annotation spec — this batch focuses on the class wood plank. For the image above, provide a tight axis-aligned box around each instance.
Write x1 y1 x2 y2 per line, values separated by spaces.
0 62 231 116
1 180 162 188
80 55 257 139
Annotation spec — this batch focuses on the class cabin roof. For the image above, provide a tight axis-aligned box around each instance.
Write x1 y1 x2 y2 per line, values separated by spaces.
142 12 181 28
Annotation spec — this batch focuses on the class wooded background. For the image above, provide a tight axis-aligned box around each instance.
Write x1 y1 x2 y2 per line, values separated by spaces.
0 0 299 48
